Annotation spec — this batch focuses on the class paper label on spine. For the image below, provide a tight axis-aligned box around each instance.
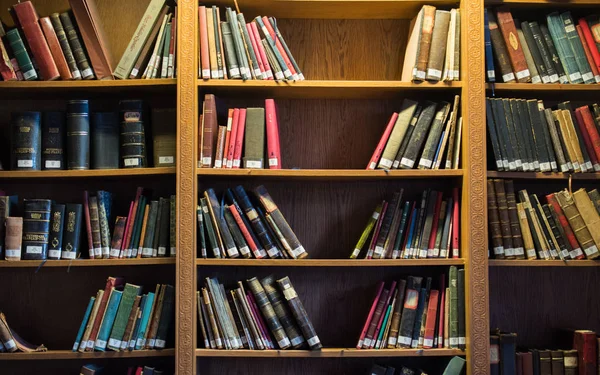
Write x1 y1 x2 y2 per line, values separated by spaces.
277 337 291 348
274 71 284 80
266 70 274 79
419 249 428 258
548 74 559 83
415 70 426 80
558 75 569 83
423 338 434 347
291 336 304 346
595 75 600 83
267 247 279 257
26 246 42 254
45 160 61 169
419 158 433 169
584 245 599 256
440 249 448 258
583 72 595 82
307 336 320 346
565 24 576 33
95 339 107 349
514 247 524 256
214 160 222 168
5 249 20 258
77 341 86 350
541 75 550 84
202 157 212 166
18 160 33 168
4 339 16 350
586 161 593 170
292 246 305 257
109 248 120 257
398 336 411 345
379 158 393 168
393 160 401 168
48 249 61 258
540 162 551 172
87 340 95 348
368 161 376 170
388 336 397 346
148 339 156 347
239 246 250 256
282 286 298 300
155 339 166 348
433 248 440 257
487 70 496 80
229 68 240 77
560 164 569 172
23 69 37 80
374 246 384 256
159 156 174 164
233 159 241 167
516 69 530 80
496 160 503 169
569 72 582 82
72 70 81 79
351 248 361 258
502 72 515 82
571 248 583 258
143 247 153 256
549 161 557 170
226 160 233 168
245 160 262 168
561 249 570 259
400 157 415 169
124 158 139 166
158 246 166 256
508 162 517 171
211 70 219 79
505 247 515 256
108 338 121 348
531 75 542 84
268 158 279 167
136 338 144 347
363 338 372 347
227 247 239 257
459 337 466 345
427 68 442 79
450 337 459 346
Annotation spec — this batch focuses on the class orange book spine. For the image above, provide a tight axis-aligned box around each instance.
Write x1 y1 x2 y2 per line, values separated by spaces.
136 204 151 258
198 6 210 79
495 7 530 82
233 108 246 169
39 17 72 80
229 205 263 259
422 289 439 348
576 25 600 82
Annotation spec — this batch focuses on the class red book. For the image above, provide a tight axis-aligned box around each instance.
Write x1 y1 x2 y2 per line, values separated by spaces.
123 187 144 257
577 25 600 82
262 16 297 78
0 39 16 81
265 99 281 169
546 193 584 259
370 281 396 349
366 113 399 170
228 205 264 259
362 287 389 348
573 109 600 169
251 22 272 79
83 191 94 259
39 17 72 80
576 106 600 162
422 289 439 348
198 6 210 79
247 23 266 76
85 276 125 351
452 188 460 258
367 201 387 259
201 94 218 167
495 7 530 82
574 330 597 375
437 276 446 348
226 109 241 169
119 202 134 258
356 281 385 349
233 108 247 168
222 109 234 167
427 193 444 257
12 1 60 81
579 18 600 74
135 367 143 375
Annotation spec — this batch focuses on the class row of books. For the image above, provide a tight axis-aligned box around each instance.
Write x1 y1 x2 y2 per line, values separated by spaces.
73 277 174 352
351 189 460 259
357 268 464 351
8 100 176 171
485 8 600 84
367 97 462 171
487 179 600 260
402 6 461 82
486 98 600 173
198 5 302 81
80 364 169 375
199 95 281 169
197 186 306 259
491 329 599 375
197 275 320 350
0 312 45 352
369 357 465 375
0 0 177 81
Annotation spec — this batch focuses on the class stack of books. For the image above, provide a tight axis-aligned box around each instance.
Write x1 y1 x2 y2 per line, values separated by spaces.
488 179 600 260
485 8 600 84
0 0 177 81
401 5 461 82
199 95 281 169
356 268 464 351
197 185 306 260
0 312 46 353
351 188 460 259
367 97 462 171
198 5 303 81
197 275 320 350
486 97 600 173
73 277 174 352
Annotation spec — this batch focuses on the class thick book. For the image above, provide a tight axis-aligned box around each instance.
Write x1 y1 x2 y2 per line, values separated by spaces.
561 12 595 84
50 13 81 79
547 13 583 84
39 16 72 80
573 330 597 375
425 10 451 81
419 102 451 169
572 189 600 258
11 111 41 170
48 204 66 260
91 112 119 169
108 283 141 350
67 100 90 170
151 108 176 167
5 28 37 81
412 6 436 81
496 7 530 82
244 108 265 168
4 217 22 261
0 195 18 259
265 99 281 169
154 284 174 349
500 332 517 375
120 100 146 168
488 180 505 258
200 94 217 167
400 102 438 169
22 199 51 260
62 204 83 260
247 277 290 349
276 276 321 349
397 276 423 348
42 112 65 170
59 12 94 79
564 349 578 375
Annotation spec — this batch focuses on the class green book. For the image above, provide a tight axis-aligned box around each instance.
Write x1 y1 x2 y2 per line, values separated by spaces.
560 12 595 84
442 356 466 375
72 296 96 352
154 284 175 349
142 201 160 258
449 266 458 348
5 29 37 81
547 12 583 84
108 283 141 351
94 288 123 351
375 303 393 348
243 108 266 169
160 22 172 78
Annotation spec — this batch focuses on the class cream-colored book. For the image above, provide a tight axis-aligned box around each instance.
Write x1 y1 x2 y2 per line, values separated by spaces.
377 99 418 169
452 9 460 80
142 13 169 79
516 23 541 84
573 189 600 258
554 110 579 172
401 7 424 82
442 9 456 82
517 203 536 259
206 9 218 79
425 10 451 81
561 109 586 172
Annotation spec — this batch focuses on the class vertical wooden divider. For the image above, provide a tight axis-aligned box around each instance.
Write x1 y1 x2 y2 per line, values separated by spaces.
461 0 489 374
176 1 197 374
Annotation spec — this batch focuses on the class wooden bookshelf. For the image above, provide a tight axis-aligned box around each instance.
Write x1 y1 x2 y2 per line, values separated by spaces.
489 260 600 267
0 349 175 360
197 168 463 179
195 348 465 358
195 259 465 267
0 258 176 268
0 167 176 179
487 171 600 180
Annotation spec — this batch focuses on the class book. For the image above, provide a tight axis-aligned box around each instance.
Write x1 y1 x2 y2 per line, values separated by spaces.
50 13 81 79
120 100 146 168
73 296 96 351
108 283 141 350
151 108 176 167
22 199 51 260
42 112 65 170
59 12 94 79
4 217 22 261
67 100 90 170
39 16 72 80
48 204 66 260
11 112 41 170
91 112 119 169
426 10 451 82
5 28 37 81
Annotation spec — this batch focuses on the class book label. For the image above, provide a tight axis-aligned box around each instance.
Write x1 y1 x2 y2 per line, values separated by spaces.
418 158 433 169
277 337 291 348
541 75 550 84
108 338 121 349
87 340 94 348
233 159 241 167
540 162 551 172
23 69 37 80
531 75 542 84
440 249 448 258
487 70 495 80
267 247 279 257
419 249 428 258
292 246 306 258
508 162 517 171
561 249 570 259
72 70 81 79
495 160 503 169
515 69 530 80
388 336 397 346
155 339 166 348
49 249 61 258
136 338 144 347
202 157 212 166
245 160 262 169
585 161 593 170
560 164 569 173
274 71 284 80
170 246 176 256
550 161 557 170
569 72 582 82
148 338 156 348
268 158 279 167
572 162 580 171
502 72 516 82
124 158 140 167
583 72 595 82
379 158 393 169
595 75 600 83
307 336 320 346
239 246 250 256
374 246 384 256
493 246 504 256
450 337 459 346
594 164 600 172
515 160 522 168
95 339 107 350
94 248 102 258
110 248 120 257
6 249 20 258
291 336 304 346
503 159 509 169
363 337 371 347
226 247 239 257
282 286 298 300
201 69 210 78
283 69 292 78
159 156 174 164
17 160 33 168
398 336 411 345
143 247 153 256
3 339 16 350
584 245 599 257
413 69 426 80
211 70 219 79
571 248 583 258
45 160 61 169
62 251 75 260
459 337 466 344
423 338 434 347
400 157 415 169
26 246 42 254
564 24 576 33
505 247 515 257
78 341 87 350
427 68 442 79
81 68 93 79
514 247 524 257
158 246 167 256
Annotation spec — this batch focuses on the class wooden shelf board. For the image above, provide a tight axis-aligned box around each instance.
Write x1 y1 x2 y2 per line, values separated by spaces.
0 258 176 268
196 259 464 267
0 167 176 179
0 79 176 90
198 80 462 99
0 349 175 360
490 260 600 267
487 171 600 180
198 169 464 179
487 83 600 91
486 0 599 5
195 348 464 358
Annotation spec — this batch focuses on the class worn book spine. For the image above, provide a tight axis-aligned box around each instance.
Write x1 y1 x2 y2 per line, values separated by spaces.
573 330 596 375
48 204 65 260
88 197 103 259
22 199 51 260
120 295 142 350
561 12 594 84
41 112 65 170
543 204 570 259
91 112 119 169
400 102 438 169
108 283 141 350
397 276 422 347
521 21 548 83
493 179 515 258
71 296 93 351
277 276 321 349
261 275 304 348
233 187 278 258
504 180 525 258
529 21 559 83
59 12 93 79
413 6 436 80
5 217 23 261
11 111 41 171
154 284 174 349
67 100 90 170
39 16 72 80
426 11 451 81
247 277 290 349
576 25 600 83
6 28 37 81
489 11 516 82
50 13 80 79
572 189 600 257
110 216 127 258
78 290 102 352
220 22 240 79
496 7 530 82
563 349 578 375
94 288 123 351
488 180 504 258
539 24 568 83
419 102 450 169
0 196 17 259
556 190 598 259
547 12 582 84
97 192 111 258
120 100 146 168
517 22 541 83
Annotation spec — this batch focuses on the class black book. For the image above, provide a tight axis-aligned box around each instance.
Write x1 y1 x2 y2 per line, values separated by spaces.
542 108 568 172
205 189 239 258
223 208 250 258
141 200 160 258
419 190 438 258
517 99 540 171
542 204 570 259
22 199 51 260
486 99 505 170
197 205 207 258
48 204 65 260
62 203 82 260
42 112 65 170
530 194 558 259
528 22 558 83
411 190 429 258
374 191 403 258
397 276 423 348
154 284 174 349
520 21 549 82
199 197 221 258
539 24 568 83
525 100 551 171
549 109 574 172
418 101 451 169
509 99 533 170
91 112 119 169
399 102 437 169
536 102 559 172
393 106 422 169
157 197 171 257
120 100 146 168
11 111 41 170
225 189 267 259
457 269 466 350
502 99 524 170
67 100 90 170
490 99 516 170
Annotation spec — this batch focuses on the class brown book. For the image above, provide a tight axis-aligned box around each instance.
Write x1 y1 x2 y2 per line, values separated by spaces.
5 217 23 261
387 279 407 348
494 179 515 258
119 295 142 350
151 108 176 167
504 180 525 259
214 126 227 169
587 189 600 215
146 284 165 348
130 5 169 79
496 7 531 82
413 5 436 81
425 10 451 81
563 349 578 375
0 312 17 352
555 189 600 259
487 179 505 259
539 350 552 375
201 94 217 168
517 203 536 259
572 188 600 258
551 350 565 375
487 11 516 82
39 17 72 80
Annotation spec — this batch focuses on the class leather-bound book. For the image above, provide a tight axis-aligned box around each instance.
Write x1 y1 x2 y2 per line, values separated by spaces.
484 9 496 82
561 12 594 84
517 353 525 375
397 276 423 348
520 22 548 83
563 349 578 375
425 10 450 81
22 199 51 260
499 332 517 375
39 16 72 80
529 22 560 83
496 7 531 82
223 209 250 258
419 102 450 169
50 13 81 79
41 111 65 170
200 95 217 168
110 216 127 259
247 277 290 349
504 180 525 258
547 13 582 84
11 111 41 170
91 112 119 169
5 217 23 261
494 179 515 258
587 189 600 215
546 193 584 259
380 100 419 169
261 275 304 348
276 276 321 350
108 283 141 351
572 189 600 256
413 6 436 81
120 100 146 168
62 203 82 260
48 204 65 260
88 196 102 258
400 102 437 169
140 202 158 258
487 11 515 82
543 204 571 259
0 196 18 259
6 28 37 81
12 1 60 81
551 350 565 375
573 330 597 374
516 203 536 259
59 12 94 79
540 24 568 83
151 108 176 167
67 100 90 170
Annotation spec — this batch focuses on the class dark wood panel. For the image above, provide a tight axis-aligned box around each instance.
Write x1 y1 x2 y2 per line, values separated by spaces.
489 267 600 348
0 266 175 350
1 357 174 375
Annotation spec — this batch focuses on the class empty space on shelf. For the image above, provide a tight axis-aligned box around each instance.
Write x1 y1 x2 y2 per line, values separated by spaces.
0 266 175 351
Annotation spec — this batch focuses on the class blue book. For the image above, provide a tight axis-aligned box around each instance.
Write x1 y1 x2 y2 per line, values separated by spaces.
499 333 517 375
94 288 122 351
484 9 496 82
128 294 147 351
135 291 155 350
410 287 428 348
404 208 418 258
72 296 96 352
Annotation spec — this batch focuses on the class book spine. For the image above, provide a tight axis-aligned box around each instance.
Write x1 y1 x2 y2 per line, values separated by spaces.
265 99 281 169
238 14 261 79
540 24 568 83
73 296 96 351
397 277 422 347
22 199 51 260
413 6 435 80
91 112 120 169
425 10 451 81
261 276 304 348
367 113 399 169
579 18 600 74
419 103 450 169
67 100 90 170
561 12 595 83
41 112 65 170
88 197 103 259
95 289 123 351
110 217 127 258
487 11 516 82
504 180 525 258
484 9 496 81
276 276 321 349
400 102 438 169
496 7 531 82
48 204 65 260
11 112 42 170
50 13 80 79
251 22 273 79
120 100 146 168
576 25 600 83
547 12 582 83
59 12 93 79
487 180 505 258
556 190 598 259
5 29 37 80
154 285 174 348
233 109 246 168
4 217 23 261
108 284 140 350
247 277 290 349
529 21 559 83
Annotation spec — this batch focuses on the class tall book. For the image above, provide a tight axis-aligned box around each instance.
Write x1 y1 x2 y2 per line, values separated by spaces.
120 100 147 168
42 112 66 170
11 112 41 171
496 7 531 82
91 112 119 169
67 100 90 170
151 108 176 167
22 199 52 260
